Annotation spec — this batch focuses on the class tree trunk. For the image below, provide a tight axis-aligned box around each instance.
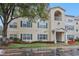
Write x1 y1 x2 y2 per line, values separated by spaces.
2 23 8 45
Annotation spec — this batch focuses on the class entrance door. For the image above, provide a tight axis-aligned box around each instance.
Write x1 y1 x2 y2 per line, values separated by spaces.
56 32 62 42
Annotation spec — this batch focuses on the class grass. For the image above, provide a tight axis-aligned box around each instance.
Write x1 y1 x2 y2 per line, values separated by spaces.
8 41 79 49
75 41 79 45
8 43 56 48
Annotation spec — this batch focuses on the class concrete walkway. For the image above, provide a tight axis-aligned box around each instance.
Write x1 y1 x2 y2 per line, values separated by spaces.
0 45 79 56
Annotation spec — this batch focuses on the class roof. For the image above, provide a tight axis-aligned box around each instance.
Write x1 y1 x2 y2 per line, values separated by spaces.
49 6 65 12
65 15 75 17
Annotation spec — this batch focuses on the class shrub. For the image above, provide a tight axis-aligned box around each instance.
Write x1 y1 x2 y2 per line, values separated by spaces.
13 38 22 42
9 37 22 43
75 38 79 42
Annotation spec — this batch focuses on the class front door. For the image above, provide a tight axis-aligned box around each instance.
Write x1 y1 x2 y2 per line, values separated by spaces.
56 32 62 42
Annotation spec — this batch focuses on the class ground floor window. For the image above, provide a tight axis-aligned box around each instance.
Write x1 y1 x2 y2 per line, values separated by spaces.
75 36 79 40
67 35 74 40
21 34 32 40
38 34 48 40
10 34 17 39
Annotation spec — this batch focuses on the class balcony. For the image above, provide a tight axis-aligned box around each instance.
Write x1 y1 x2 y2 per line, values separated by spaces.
55 17 62 21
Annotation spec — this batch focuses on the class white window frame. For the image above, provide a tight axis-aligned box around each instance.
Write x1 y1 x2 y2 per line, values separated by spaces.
37 21 48 28
21 20 32 28
38 34 48 40
21 34 32 40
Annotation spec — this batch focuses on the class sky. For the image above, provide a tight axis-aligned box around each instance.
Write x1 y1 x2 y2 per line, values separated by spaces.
0 3 79 26
49 3 79 16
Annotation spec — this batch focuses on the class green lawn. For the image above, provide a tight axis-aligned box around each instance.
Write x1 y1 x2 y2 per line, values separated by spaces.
75 41 79 45
8 43 56 48
8 41 79 49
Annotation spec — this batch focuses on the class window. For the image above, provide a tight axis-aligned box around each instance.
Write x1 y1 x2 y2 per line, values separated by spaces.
67 35 74 40
38 21 48 28
68 19 73 22
20 20 32 28
76 36 79 39
9 22 17 28
21 34 32 40
10 34 17 38
65 25 74 31
76 29 78 32
54 11 62 21
76 22 78 25
38 34 48 40
57 22 60 25
75 19 79 21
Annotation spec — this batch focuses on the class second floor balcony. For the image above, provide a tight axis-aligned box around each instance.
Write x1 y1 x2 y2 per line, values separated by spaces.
55 17 62 21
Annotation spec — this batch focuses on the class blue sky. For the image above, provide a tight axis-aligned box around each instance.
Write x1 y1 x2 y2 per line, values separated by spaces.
0 3 79 26
49 3 79 16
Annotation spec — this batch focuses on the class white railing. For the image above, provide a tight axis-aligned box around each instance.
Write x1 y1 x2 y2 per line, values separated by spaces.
55 17 62 21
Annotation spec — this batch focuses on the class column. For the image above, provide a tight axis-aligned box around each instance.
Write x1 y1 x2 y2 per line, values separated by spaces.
54 31 57 44
65 32 68 44
62 33 64 42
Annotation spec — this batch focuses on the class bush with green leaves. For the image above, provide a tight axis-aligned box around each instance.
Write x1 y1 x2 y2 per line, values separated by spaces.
14 38 21 42
75 38 79 42
10 37 22 42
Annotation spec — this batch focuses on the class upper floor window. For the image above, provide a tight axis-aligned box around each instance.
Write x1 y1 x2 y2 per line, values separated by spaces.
68 19 73 22
57 22 60 25
9 22 17 28
54 11 62 21
76 22 78 25
37 34 48 40
38 21 48 28
76 29 78 32
20 20 32 28
21 34 32 40
75 19 79 21
65 25 74 31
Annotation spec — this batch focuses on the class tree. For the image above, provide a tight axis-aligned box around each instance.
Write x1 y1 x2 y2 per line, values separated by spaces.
0 3 48 44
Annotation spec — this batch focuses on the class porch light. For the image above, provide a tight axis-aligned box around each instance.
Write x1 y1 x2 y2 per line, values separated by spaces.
52 30 55 33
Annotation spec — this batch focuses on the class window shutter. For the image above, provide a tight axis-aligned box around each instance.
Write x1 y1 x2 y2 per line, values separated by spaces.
38 22 39 28
20 21 22 27
46 23 48 28
20 34 22 40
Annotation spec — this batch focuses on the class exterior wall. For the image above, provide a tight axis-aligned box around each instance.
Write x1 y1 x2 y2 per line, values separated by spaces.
50 8 65 30
74 17 79 39
65 16 76 40
7 18 49 42
7 7 79 43
49 7 66 43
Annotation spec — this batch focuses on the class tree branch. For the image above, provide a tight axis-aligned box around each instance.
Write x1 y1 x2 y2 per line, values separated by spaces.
7 16 21 24
6 5 13 21
7 4 15 24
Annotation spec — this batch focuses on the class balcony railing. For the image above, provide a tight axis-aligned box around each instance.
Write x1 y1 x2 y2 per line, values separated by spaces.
55 17 62 21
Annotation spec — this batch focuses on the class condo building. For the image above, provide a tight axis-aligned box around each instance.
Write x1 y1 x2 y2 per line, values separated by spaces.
7 7 79 43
